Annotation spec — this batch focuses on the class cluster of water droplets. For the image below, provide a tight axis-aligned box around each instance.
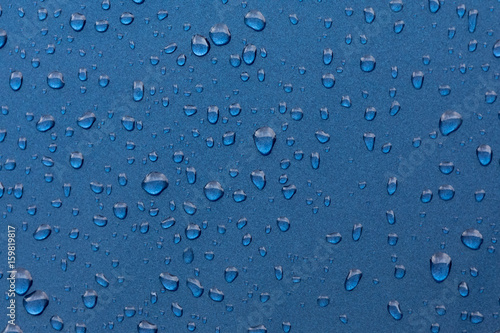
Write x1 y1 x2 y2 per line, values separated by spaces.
0 0 499 332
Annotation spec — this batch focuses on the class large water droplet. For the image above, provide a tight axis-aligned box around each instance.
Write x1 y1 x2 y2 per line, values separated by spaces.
244 10 266 31
47 71 65 89
250 170 266 190
191 34 210 57
70 13 86 31
344 269 362 291
9 71 23 91
159 272 179 291
141 172 168 195
439 111 463 136
387 300 402 320
476 144 492 166
138 320 158 333
360 55 376 72
23 290 49 316
430 252 452 282
253 127 276 156
461 228 483 250
209 23 231 46
204 181 224 201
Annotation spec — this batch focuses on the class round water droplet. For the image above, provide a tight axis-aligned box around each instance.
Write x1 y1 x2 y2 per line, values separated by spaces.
321 73 335 88
120 12 134 25
191 34 210 57
47 71 65 89
244 10 266 31
461 228 483 250
438 185 454 201
141 172 168 195
430 252 452 282
253 126 276 156
23 290 49 316
69 152 84 169
277 217 290 232
70 13 86 31
50 315 64 331
439 111 462 136
185 223 201 240
360 55 376 72
204 181 224 201
209 23 231 46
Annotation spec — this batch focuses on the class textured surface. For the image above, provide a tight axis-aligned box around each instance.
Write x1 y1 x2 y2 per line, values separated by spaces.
0 1 499 332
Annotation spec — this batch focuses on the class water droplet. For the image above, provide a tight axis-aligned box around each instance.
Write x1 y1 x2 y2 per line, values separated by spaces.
209 23 231 46
47 71 65 89
250 170 266 190
461 228 483 250
430 252 452 282
14 268 33 296
191 34 210 57
159 272 179 291
141 172 168 195
138 320 158 333
321 73 335 88
33 224 51 240
0 29 7 49
344 269 362 291
9 71 23 91
224 267 239 283
23 290 49 316
204 181 224 201
439 111 463 136
387 300 403 320
244 10 266 31
70 13 86 31
476 144 492 166
253 127 276 156
360 55 376 72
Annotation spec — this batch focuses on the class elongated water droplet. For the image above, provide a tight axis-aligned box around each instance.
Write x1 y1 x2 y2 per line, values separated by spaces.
344 269 362 291
253 127 276 156
430 252 452 282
